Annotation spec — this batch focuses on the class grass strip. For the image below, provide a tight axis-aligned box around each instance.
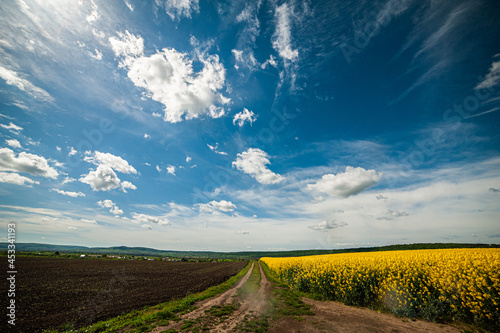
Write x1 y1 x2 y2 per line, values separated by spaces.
46 261 253 333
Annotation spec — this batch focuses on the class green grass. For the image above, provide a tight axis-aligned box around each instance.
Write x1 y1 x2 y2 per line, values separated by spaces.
45 261 252 333
259 261 313 319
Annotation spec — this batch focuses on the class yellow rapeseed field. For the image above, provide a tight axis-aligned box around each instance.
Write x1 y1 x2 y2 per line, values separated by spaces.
261 248 499 329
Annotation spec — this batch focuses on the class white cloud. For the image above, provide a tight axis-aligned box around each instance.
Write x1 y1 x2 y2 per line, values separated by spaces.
84 151 137 174
156 165 162 173
207 143 228 155
0 148 58 179
489 187 500 193
86 0 100 23
261 55 277 69
233 108 257 127
124 0 134 11
1 122 23 132
307 166 381 198
6 139 21 148
141 224 152 230
120 181 137 193
88 48 103 61
62 177 76 184
0 66 54 102
237 230 250 235
97 199 123 215
476 58 500 89
144 133 151 139
166 165 176 175
79 165 121 191
56 146 61 151
52 189 85 198
80 218 97 224
197 200 237 213
109 31 229 123
232 49 258 70
186 156 192 163
309 220 348 232
157 0 200 20
272 3 298 62
68 147 77 156
0 172 38 186
233 148 285 184
132 212 170 225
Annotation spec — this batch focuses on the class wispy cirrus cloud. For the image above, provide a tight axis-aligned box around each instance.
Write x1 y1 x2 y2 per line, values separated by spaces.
0 66 54 102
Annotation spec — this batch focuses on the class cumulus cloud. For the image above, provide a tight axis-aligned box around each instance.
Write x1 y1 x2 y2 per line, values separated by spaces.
309 220 348 232
476 57 500 89
141 224 152 230
186 156 192 163
144 133 151 139
62 177 76 184
68 147 77 156
120 181 137 193
197 200 237 213
0 66 54 102
233 108 257 127
207 143 228 155
0 172 38 186
6 139 21 148
272 3 298 62
233 148 284 184
156 165 162 173
0 148 58 179
80 218 97 224
156 0 200 20
52 189 85 198
132 212 170 225
109 31 229 123
97 199 123 215
80 151 137 192
84 151 137 174
166 165 176 175
1 122 23 132
79 165 121 191
307 167 381 198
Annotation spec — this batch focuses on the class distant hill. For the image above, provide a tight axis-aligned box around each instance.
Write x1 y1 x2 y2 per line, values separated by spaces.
1 242 499 259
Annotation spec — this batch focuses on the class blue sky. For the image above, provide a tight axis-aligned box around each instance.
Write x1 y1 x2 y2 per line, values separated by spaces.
1 0 499 251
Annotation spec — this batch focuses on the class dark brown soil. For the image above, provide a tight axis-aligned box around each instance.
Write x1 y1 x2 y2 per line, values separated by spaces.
0 256 247 332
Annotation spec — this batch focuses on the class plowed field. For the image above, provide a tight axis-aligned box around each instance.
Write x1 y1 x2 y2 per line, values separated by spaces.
1 256 247 332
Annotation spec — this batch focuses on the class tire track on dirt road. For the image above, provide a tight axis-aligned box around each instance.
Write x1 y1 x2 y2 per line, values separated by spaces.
212 261 271 332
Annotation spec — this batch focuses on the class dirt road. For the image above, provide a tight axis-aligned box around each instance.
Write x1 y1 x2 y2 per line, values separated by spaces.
150 261 466 333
